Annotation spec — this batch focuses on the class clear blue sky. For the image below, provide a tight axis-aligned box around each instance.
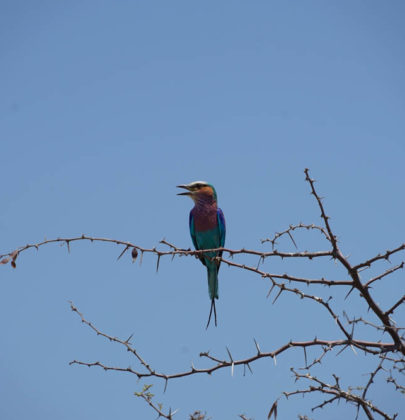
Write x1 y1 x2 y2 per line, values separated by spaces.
1 1 404 419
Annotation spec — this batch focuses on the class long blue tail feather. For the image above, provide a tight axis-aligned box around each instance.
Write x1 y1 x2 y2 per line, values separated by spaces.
207 264 219 300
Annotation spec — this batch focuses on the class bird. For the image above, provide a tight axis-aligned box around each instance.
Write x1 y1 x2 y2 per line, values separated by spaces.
177 181 226 328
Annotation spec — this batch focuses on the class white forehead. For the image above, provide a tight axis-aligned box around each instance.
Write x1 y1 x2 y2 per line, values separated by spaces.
187 180 208 187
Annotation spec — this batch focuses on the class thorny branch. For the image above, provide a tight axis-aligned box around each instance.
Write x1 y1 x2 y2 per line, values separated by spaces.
282 367 398 420
303 169 404 354
0 235 333 265
2 169 404 419
69 301 397 380
134 384 178 420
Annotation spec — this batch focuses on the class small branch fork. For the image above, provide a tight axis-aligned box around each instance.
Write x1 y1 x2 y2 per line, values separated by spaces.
281 367 398 420
261 223 330 249
2 169 404 419
134 384 178 420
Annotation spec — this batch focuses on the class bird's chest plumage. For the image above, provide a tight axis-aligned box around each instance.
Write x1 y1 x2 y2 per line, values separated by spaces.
192 205 218 232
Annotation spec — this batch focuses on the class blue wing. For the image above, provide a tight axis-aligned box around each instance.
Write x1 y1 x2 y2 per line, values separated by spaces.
189 211 206 266
216 208 226 271
217 208 226 248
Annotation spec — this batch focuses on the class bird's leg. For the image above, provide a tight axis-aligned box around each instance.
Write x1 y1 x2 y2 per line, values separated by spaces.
206 298 217 329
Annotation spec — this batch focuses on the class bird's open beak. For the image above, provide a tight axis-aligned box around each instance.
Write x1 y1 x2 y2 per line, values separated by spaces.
176 184 192 196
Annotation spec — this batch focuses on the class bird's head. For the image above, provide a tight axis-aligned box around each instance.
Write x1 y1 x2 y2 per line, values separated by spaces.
177 181 218 204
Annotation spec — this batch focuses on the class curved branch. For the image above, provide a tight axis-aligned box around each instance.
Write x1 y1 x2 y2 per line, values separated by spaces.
69 302 397 382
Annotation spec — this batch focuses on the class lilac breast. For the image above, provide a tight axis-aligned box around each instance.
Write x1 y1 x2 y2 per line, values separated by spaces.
192 205 218 232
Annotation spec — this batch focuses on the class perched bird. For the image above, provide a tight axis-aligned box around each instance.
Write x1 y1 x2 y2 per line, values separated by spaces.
177 181 226 328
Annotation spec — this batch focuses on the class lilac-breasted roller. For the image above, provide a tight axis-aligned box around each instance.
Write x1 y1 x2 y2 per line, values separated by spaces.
177 181 226 328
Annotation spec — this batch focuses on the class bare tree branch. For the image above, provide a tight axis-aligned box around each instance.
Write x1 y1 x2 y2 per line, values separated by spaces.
134 384 178 419
283 368 398 420
3 168 404 419
69 302 398 381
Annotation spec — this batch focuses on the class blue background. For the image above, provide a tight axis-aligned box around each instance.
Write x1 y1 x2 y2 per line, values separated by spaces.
1 1 404 418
